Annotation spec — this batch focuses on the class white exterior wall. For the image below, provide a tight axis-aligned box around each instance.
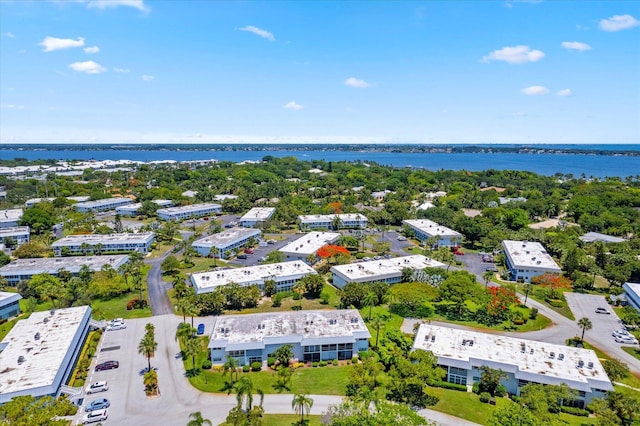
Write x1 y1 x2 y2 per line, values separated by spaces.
157 203 222 221
75 198 132 213
0 227 30 246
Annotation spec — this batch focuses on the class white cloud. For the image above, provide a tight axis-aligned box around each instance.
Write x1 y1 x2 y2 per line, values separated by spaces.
87 0 149 12
68 60 107 74
521 85 549 95
84 46 100 54
283 101 303 110
238 25 275 41
1 104 25 110
113 67 130 73
4 32 15 38
561 41 592 51
482 45 545 64
39 36 84 52
599 14 639 32
557 89 572 97
141 74 155 81
505 0 543 8
344 77 371 88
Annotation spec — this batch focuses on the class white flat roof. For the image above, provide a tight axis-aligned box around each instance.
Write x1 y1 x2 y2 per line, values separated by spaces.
502 240 561 272
298 213 368 223
331 255 445 281
414 324 613 392
0 255 129 275
0 291 22 307
241 207 276 221
209 309 370 350
624 282 640 299
0 209 23 222
157 202 221 215
279 232 341 256
0 226 30 237
402 219 462 238
0 306 91 397
74 197 132 208
193 227 261 248
116 202 142 211
214 194 238 201
191 260 316 292
52 232 154 247
579 232 627 244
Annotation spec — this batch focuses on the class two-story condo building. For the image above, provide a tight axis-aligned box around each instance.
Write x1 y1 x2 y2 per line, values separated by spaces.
0 255 129 285
0 306 92 403
157 203 222 221
502 240 562 283
0 292 22 320
413 324 613 407
52 233 154 256
402 219 463 248
192 227 261 258
0 209 23 228
115 199 173 216
0 226 30 247
298 214 368 230
331 255 445 289
279 232 341 264
208 309 370 365
240 207 276 227
190 260 316 294
74 197 133 213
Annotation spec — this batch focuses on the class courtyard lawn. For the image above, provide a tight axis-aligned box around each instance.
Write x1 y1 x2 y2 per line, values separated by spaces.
91 291 152 319
261 415 322 426
506 281 575 320
180 256 231 274
429 311 552 333
233 284 341 315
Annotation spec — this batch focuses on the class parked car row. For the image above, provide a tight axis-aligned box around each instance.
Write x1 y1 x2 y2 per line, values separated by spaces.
612 328 638 345
105 318 126 331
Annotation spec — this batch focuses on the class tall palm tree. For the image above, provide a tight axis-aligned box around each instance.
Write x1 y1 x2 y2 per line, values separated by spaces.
186 411 212 426
363 291 377 321
175 322 196 345
143 369 158 395
292 393 314 425
235 376 255 412
138 332 158 372
177 297 195 323
223 355 240 385
182 336 202 373
578 317 593 341
369 316 386 348
482 270 494 288
145 322 155 336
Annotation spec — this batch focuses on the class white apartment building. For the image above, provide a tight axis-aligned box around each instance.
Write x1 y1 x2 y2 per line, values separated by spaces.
402 219 463 248
279 232 341 264
208 309 370 365
24 196 91 207
623 283 640 313
0 209 23 228
156 203 222 221
74 197 133 213
114 199 173 216
192 227 261 259
190 260 316 294
331 255 445 289
298 214 368 230
502 240 562 283
0 292 22 320
0 226 30 247
52 233 154 256
413 324 613 407
0 255 129 285
240 207 276 227
0 306 92 403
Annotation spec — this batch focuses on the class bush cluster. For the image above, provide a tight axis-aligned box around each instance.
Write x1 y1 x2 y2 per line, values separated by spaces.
127 298 148 310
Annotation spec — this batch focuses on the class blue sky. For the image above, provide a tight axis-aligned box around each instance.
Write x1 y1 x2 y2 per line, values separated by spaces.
1 0 639 144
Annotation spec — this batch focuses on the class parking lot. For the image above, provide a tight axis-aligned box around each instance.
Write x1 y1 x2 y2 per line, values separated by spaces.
227 232 301 267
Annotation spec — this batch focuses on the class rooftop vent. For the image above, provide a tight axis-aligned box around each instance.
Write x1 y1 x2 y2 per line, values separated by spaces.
520 343 526 353
587 362 594 369
577 360 584 368
17 355 25 364
329 319 337 325
43 317 49 324
549 352 555 359
558 353 564 361
49 309 55 316
34 332 40 340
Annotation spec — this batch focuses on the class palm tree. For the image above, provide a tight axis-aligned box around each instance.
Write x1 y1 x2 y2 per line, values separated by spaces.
182 336 201 373
223 355 240 385
138 332 158 372
118 262 132 288
578 317 593 341
369 315 386 348
175 322 196 345
235 376 255 411
145 322 155 336
363 291 377 321
293 281 305 309
177 297 195 323
292 393 314 425
482 270 494 288
186 411 212 426
143 369 158 395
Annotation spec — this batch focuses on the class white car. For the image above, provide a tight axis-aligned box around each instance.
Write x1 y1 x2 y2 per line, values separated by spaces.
612 330 631 338
86 381 109 394
614 335 638 344
82 408 108 424
106 323 126 331
109 318 124 326
397 236 407 241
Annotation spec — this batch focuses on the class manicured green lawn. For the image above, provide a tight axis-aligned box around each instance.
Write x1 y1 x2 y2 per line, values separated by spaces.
261 414 322 426
429 311 552 333
180 256 232 274
622 346 640 362
91 291 153 319
428 387 504 425
233 284 341 315
505 281 575 320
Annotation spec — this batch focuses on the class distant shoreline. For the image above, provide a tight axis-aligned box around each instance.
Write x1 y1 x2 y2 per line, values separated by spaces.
2 143 639 157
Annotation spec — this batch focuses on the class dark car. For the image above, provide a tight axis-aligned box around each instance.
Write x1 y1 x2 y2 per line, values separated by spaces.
237 254 248 259
197 323 205 335
95 361 119 371
84 398 110 412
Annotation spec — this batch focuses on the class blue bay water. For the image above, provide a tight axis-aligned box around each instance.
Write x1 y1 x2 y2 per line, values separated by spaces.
1 146 639 178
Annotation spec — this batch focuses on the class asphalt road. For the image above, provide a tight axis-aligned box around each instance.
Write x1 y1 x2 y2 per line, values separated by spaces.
145 251 174 316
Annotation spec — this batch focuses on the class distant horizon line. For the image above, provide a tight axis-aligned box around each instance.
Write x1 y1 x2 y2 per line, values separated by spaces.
2 141 639 146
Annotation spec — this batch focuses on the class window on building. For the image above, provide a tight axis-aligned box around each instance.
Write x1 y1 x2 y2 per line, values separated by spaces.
447 366 467 385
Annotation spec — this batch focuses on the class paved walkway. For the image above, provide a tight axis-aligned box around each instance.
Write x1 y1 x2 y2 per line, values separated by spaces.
420 409 482 426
